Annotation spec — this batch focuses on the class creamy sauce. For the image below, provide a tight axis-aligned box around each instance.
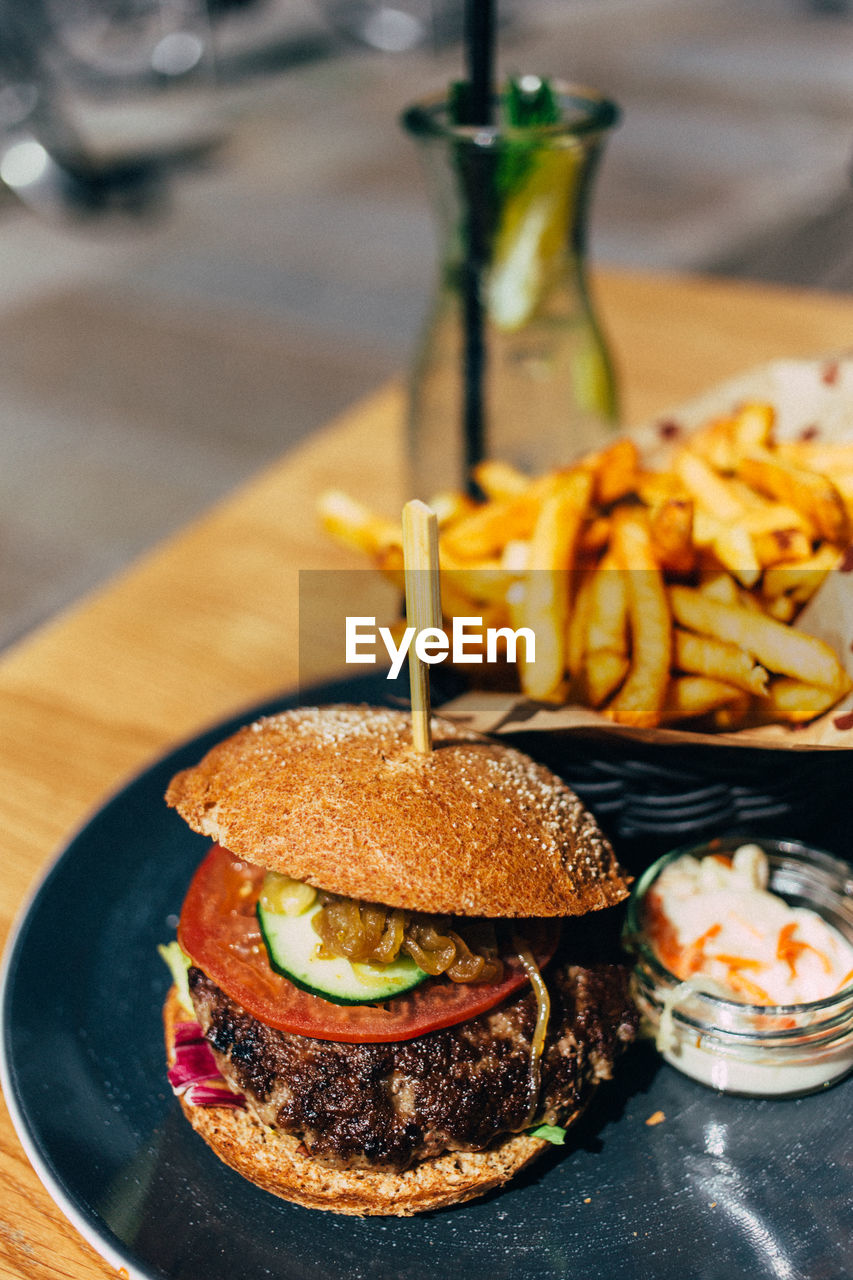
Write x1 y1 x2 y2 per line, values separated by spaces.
655 1030 853 1097
646 844 853 1005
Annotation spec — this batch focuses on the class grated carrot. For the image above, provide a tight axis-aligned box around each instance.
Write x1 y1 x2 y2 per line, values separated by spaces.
713 954 764 971
777 923 798 979
726 971 772 1005
684 924 722 974
777 922 832 977
799 941 832 974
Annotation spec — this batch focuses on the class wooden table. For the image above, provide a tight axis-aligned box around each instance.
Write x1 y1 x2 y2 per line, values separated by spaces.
1 269 853 1278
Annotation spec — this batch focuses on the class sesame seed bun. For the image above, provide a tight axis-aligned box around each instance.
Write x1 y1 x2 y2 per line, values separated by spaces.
164 987 560 1215
165 704 629 917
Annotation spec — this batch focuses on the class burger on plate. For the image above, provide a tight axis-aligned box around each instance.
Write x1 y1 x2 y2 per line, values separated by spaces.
160 704 637 1215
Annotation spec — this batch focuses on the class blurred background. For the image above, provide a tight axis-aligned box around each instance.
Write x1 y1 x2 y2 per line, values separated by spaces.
1 0 852 648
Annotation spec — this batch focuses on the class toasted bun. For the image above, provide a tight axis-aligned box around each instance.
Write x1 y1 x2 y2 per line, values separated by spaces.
165 704 629 917
164 987 555 1215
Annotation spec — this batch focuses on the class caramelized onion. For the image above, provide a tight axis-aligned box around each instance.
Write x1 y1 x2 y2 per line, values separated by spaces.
311 893 504 984
511 934 551 1129
313 897 406 964
402 922 457 975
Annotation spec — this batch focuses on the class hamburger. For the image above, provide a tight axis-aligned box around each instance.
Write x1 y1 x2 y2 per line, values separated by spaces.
161 703 637 1215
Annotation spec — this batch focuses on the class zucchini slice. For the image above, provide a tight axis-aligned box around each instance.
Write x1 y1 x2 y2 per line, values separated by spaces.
257 900 429 1005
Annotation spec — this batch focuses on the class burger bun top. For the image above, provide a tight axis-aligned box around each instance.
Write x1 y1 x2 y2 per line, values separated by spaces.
165 704 630 917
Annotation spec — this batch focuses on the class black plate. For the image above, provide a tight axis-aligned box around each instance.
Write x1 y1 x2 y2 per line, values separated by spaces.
2 675 851 1280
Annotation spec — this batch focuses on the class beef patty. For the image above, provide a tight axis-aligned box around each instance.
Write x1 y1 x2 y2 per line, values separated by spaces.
189 961 637 1172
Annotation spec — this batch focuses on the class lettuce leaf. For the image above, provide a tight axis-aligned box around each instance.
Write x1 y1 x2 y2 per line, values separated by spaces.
158 940 193 1013
529 1123 566 1145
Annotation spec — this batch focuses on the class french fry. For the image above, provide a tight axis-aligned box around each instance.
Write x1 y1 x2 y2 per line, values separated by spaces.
692 509 761 587
580 438 639 506
660 676 745 723
439 497 531 561
738 497 811 537
428 490 476 527
586 556 629 654
736 449 850 544
472 459 531 501
636 470 688 507
515 472 593 700
509 586 568 700
689 400 775 474
441 478 554 560
501 539 530 572
730 401 774 454
758 677 848 724
318 490 401 555
438 546 520 604
673 627 768 695
582 556 630 706
669 585 850 692
674 451 763 585
375 543 405 588
833 473 853 513
698 571 740 606
585 650 630 708
774 440 853 473
687 415 737 473
762 544 841 603
750 526 813 568
713 689 753 731
604 510 672 726
764 594 798 624
443 569 515 609
566 570 595 680
525 472 592 571
649 497 695 573
675 450 747 522
376 544 510 627
443 594 509 632
688 401 773 478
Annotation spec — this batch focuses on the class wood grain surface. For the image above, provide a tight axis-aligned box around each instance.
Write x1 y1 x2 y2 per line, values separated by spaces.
1 269 852 1278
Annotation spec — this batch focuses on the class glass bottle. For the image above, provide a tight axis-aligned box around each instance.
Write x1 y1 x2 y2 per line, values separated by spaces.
402 82 620 499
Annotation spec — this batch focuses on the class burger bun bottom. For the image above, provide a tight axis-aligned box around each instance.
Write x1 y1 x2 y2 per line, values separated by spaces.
164 986 564 1216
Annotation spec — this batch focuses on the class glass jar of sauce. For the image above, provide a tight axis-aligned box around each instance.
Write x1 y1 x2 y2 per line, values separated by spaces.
624 837 853 1097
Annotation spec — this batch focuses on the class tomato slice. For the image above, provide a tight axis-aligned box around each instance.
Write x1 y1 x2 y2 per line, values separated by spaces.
177 845 560 1044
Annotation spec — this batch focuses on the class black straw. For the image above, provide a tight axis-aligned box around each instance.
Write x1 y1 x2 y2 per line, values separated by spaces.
464 0 495 126
460 0 495 492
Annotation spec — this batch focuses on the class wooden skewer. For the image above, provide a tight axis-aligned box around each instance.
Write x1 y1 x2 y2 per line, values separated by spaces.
402 499 442 754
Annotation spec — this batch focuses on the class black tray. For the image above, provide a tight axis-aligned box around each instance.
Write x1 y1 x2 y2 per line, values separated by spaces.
417 667 849 872
507 729 849 872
